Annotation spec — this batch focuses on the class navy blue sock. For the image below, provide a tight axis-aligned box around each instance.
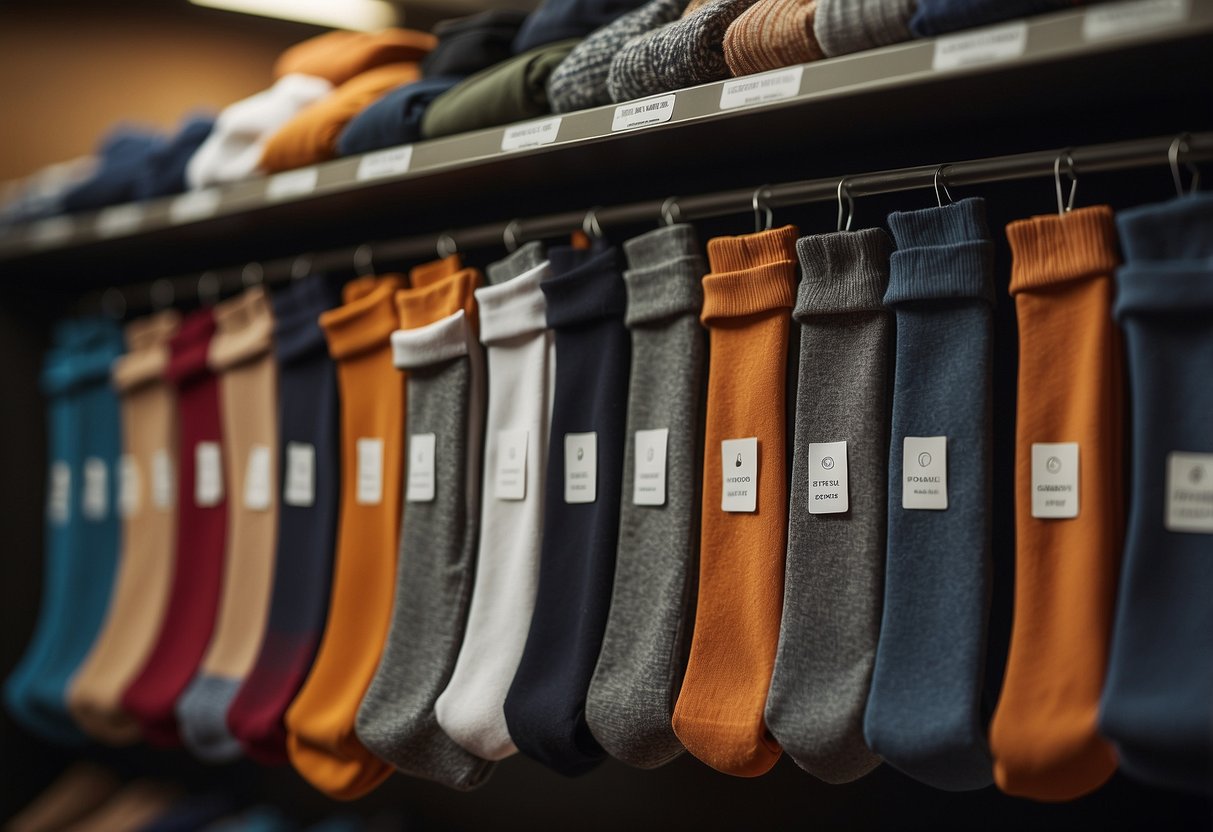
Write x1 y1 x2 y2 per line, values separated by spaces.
336 77 462 157
1099 193 1213 795
909 0 1072 36
61 129 165 212
503 242 631 775
863 198 995 791
133 116 214 200
514 0 649 53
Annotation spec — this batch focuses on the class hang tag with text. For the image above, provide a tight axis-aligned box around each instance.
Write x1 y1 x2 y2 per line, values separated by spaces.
195 442 224 507
807 441 849 514
721 437 758 512
83 457 109 520
1165 451 1213 534
1031 442 1079 519
902 436 948 510
633 428 669 506
48 461 71 524
407 433 437 503
243 444 272 511
932 21 1027 71
356 437 384 505
496 429 528 501
283 442 316 507
565 432 597 504
119 454 141 517
152 449 174 510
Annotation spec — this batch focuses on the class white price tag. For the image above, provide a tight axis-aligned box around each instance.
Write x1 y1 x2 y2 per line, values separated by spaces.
356 145 414 181
633 428 669 507
1165 451 1213 534
119 454 141 517
265 167 319 201
284 442 316 508
28 217 74 247
1031 442 1080 519
807 441 849 515
564 432 597 504
495 429 528 501
719 67 803 110
356 437 384 505
406 433 437 503
82 457 109 520
243 444 273 511
1083 0 1188 40
95 204 144 238
902 436 948 511
933 21 1028 71
195 441 224 507
500 117 562 151
612 94 676 131
48 461 71 524
721 437 758 513
152 448 174 510
169 189 221 224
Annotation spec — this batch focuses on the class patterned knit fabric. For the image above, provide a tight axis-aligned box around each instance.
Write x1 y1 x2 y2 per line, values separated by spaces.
723 0 824 76
813 0 915 57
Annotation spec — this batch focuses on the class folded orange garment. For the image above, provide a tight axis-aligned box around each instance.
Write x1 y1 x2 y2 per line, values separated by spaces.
274 29 436 86
259 62 422 173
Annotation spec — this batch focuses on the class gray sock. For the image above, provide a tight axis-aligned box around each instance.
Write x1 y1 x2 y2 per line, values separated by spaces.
607 0 759 103
549 0 688 113
354 307 493 791
813 0 915 57
176 676 242 763
487 242 546 286
584 224 706 769
765 228 892 784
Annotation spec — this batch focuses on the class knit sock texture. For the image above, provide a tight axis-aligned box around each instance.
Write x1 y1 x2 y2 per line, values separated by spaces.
584 224 706 769
862 199 995 791
1099 194 1213 795
671 225 798 777
813 0 914 56
486 241 547 285
988 206 1124 802
723 0 824 77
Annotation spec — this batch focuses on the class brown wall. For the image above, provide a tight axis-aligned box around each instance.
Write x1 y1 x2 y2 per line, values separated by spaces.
0 6 322 181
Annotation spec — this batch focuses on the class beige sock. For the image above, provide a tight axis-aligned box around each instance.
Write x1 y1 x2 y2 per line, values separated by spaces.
2 763 121 832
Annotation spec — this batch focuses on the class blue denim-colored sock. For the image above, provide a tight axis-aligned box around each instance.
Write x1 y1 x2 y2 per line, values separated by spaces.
514 0 649 54
336 77 462 157
503 242 631 776
4 319 124 743
132 116 214 200
909 0 1072 36
1100 193 1213 796
862 198 995 791
61 129 165 212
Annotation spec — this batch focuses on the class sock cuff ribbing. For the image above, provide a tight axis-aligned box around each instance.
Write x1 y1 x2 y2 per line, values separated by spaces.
1115 193 1213 262
623 224 705 326
1006 205 1120 295
391 309 474 369
795 227 892 317
113 311 179 393
208 288 275 372
319 276 404 360
887 197 989 247
476 261 551 343
700 225 798 323
394 268 481 331
542 245 628 327
487 241 547 285
165 309 217 386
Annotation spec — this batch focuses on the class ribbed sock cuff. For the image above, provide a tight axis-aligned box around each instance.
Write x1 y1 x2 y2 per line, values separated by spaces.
1115 262 1213 319
272 275 340 364
487 241 547 285
623 224 705 326
319 276 404 361
394 268 480 330
542 245 628 327
794 227 892 317
885 242 995 305
165 309 218 386
391 309 473 369
701 225 799 322
1115 193 1213 262
887 197 990 248
476 261 551 343
208 287 275 371
1006 205 1120 295
114 311 179 392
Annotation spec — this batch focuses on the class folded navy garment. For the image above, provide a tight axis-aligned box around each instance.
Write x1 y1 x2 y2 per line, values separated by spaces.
514 0 650 54
133 116 215 200
336 77 462 157
423 9 530 78
909 0 1075 36
62 128 165 212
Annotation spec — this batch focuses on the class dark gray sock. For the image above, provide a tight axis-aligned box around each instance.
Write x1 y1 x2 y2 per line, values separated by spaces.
355 308 493 791
487 241 547 286
584 224 706 769
765 228 892 784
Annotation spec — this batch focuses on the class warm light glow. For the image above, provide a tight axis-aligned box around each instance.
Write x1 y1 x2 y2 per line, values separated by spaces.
189 0 399 31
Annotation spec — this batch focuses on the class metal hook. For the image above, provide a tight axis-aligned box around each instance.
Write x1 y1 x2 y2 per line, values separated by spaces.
197 271 221 306
242 262 264 289
291 254 312 281
353 244 376 277
661 196 682 227
1169 133 1201 196
101 288 126 320
934 165 954 207
836 179 855 232
582 206 604 239
1054 150 1078 215
151 278 175 311
503 219 522 253
437 232 459 259
752 185 773 233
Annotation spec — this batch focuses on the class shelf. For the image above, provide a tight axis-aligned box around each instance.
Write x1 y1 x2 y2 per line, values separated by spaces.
1 0 1210 282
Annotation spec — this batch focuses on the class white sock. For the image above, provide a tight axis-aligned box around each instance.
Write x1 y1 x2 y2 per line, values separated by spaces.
433 261 555 761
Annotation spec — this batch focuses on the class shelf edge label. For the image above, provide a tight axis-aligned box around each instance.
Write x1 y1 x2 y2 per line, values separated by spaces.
719 67 804 111
28 216 74 247
266 167 319 201
1083 0 1188 40
95 203 145 238
932 21 1028 71
169 189 221 224
356 145 414 181
612 94 677 132
501 117 562 152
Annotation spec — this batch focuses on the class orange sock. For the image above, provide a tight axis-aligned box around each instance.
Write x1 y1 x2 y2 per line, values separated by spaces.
285 275 406 799
989 206 1124 801
671 225 799 777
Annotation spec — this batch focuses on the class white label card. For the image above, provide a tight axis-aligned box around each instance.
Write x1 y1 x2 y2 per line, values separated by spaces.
195 442 224 507
265 167 319 201
407 433 437 503
48 461 71 524
243 444 272 511
807 441 849 514
719 66 804 110
902 436 948 511
83 457 109 520
1083 0 1188 40
356 145 414 181
29 217 73 247
932 21 1028 71
1165 451 1213 534
565 432 598 504
169 189 221 224
152 449 174 510
96 203 144 238
721 437 758 513
356 437 384 506
612 94 676 131
500 117 562 151
119 454 141 517
1031 442 1080 519
284 442 316 508
633 428 669 506
496 429 528 501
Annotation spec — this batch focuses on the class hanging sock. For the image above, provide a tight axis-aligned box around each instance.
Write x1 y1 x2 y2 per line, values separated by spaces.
68 311 180 746
57 780 182 832
2 762 121 832
175 289 280 763
584 224 705 769
722 0 825 77
5 319 124 745
671 226 798 777
989 205 1124 802
766 228 891 784
226 276 341 765
285 275 405 800
120 310 227 746
354 268 495 790
862 199 995 791
502 243 631 776
434 255 555 762
813 0 914 57
1100 193 1213 795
